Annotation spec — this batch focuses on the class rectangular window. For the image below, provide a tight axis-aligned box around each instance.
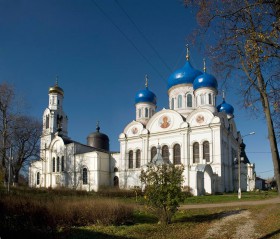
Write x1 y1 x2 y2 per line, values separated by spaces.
208 94 212 104
52 158 55 172
61 156 64 172
57 157 60 172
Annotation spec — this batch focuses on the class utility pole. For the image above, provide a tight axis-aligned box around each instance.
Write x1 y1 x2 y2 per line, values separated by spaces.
7 146 12 193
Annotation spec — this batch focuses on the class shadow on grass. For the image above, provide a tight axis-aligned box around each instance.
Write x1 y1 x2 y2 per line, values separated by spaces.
60 228 136 239
258 228 280 239
133 212 158 224
174 209 246 223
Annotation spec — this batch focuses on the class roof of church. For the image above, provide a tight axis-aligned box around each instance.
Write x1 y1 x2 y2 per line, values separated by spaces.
49 80 64 96
135 75 157 106
217 99 234 115
167 60 202 90
193 72 218 90
135 87 157 104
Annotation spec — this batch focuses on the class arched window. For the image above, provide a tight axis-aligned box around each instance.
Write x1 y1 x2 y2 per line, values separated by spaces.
151 146 157 162
187 94 192 107
162 145 169 162
178 95 182 108
173 144 181 165
36 172 40 185
61 156 64 172
203 141 210 162
46 115 49 129
136 149 141 168
56 157 60 172
145 108 148 117
193 142 199 163
208 94 212 104
82 168 88 184
114 176 119 187
52 157 55 172
171 98 174 110
128 150 133 169
114 167 118 172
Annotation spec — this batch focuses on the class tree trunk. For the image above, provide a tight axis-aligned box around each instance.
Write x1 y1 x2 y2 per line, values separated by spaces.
256 65 280 194
262 95 280 194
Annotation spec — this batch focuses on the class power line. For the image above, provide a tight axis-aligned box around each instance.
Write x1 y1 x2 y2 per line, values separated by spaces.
90 0 166 82
114 0 173 74
246 152 272 154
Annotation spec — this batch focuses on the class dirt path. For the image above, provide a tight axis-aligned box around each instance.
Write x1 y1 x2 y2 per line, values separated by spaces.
180 196 280 239
179 196 280 209
202 210 260 239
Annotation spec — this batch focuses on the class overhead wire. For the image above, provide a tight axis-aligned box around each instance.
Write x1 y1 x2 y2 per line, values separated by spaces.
114 0 173 75
90 0 167 83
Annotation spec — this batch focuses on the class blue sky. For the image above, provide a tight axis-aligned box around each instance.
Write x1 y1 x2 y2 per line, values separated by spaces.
0 0 274 179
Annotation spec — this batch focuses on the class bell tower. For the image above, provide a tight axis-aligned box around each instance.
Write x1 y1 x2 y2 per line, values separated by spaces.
41 79 68 150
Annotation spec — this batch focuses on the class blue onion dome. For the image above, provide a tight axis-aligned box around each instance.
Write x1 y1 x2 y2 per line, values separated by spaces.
193 60 218 90
193 72 218 90
167 45 202 90
217 100 234 115
135 75 157 104
167 61 202 90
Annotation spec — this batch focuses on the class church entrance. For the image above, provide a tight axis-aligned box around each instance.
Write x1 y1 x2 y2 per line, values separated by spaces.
195 164 213 195
114 176 119 188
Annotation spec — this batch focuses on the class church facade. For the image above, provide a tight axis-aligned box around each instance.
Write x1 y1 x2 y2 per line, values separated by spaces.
29 50 256 195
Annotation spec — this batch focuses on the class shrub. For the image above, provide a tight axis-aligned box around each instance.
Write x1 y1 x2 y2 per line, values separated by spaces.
140 163 185 224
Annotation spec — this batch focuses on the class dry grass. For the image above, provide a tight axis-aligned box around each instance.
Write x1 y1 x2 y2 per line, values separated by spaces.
0 187 279 239
0 190 135 239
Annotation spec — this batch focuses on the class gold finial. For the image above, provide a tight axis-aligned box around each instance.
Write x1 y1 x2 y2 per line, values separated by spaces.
203 58 206 72
55 75 59 86
96 121 100 132
145 74 148 88
186 44 189 61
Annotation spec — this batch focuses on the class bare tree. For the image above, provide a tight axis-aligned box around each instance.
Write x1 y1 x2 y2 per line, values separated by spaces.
184 0 280 193
11 115 41 185
0 82 41 186
0 83 15 183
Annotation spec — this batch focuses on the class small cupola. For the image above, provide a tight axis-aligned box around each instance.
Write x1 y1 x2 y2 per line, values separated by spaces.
193 59 218 91
193 59 218 112
49 79 64 96
135 76 157 105
135 75 157 125
87 122 109 151
217 91 234 119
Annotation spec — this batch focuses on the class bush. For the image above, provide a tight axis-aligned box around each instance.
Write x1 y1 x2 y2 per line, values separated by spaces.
140 163 185 224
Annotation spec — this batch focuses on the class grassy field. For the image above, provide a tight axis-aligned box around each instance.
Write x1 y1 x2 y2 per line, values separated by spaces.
184 190 278 204
0 188 279 239
61 202 280 239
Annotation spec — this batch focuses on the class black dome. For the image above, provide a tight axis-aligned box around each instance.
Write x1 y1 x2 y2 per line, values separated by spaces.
87 123 109 151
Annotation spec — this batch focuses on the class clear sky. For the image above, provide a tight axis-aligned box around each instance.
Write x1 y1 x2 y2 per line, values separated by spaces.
0 0 274 179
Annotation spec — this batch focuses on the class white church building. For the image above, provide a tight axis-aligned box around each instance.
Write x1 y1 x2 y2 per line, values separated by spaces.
29 49 256 196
